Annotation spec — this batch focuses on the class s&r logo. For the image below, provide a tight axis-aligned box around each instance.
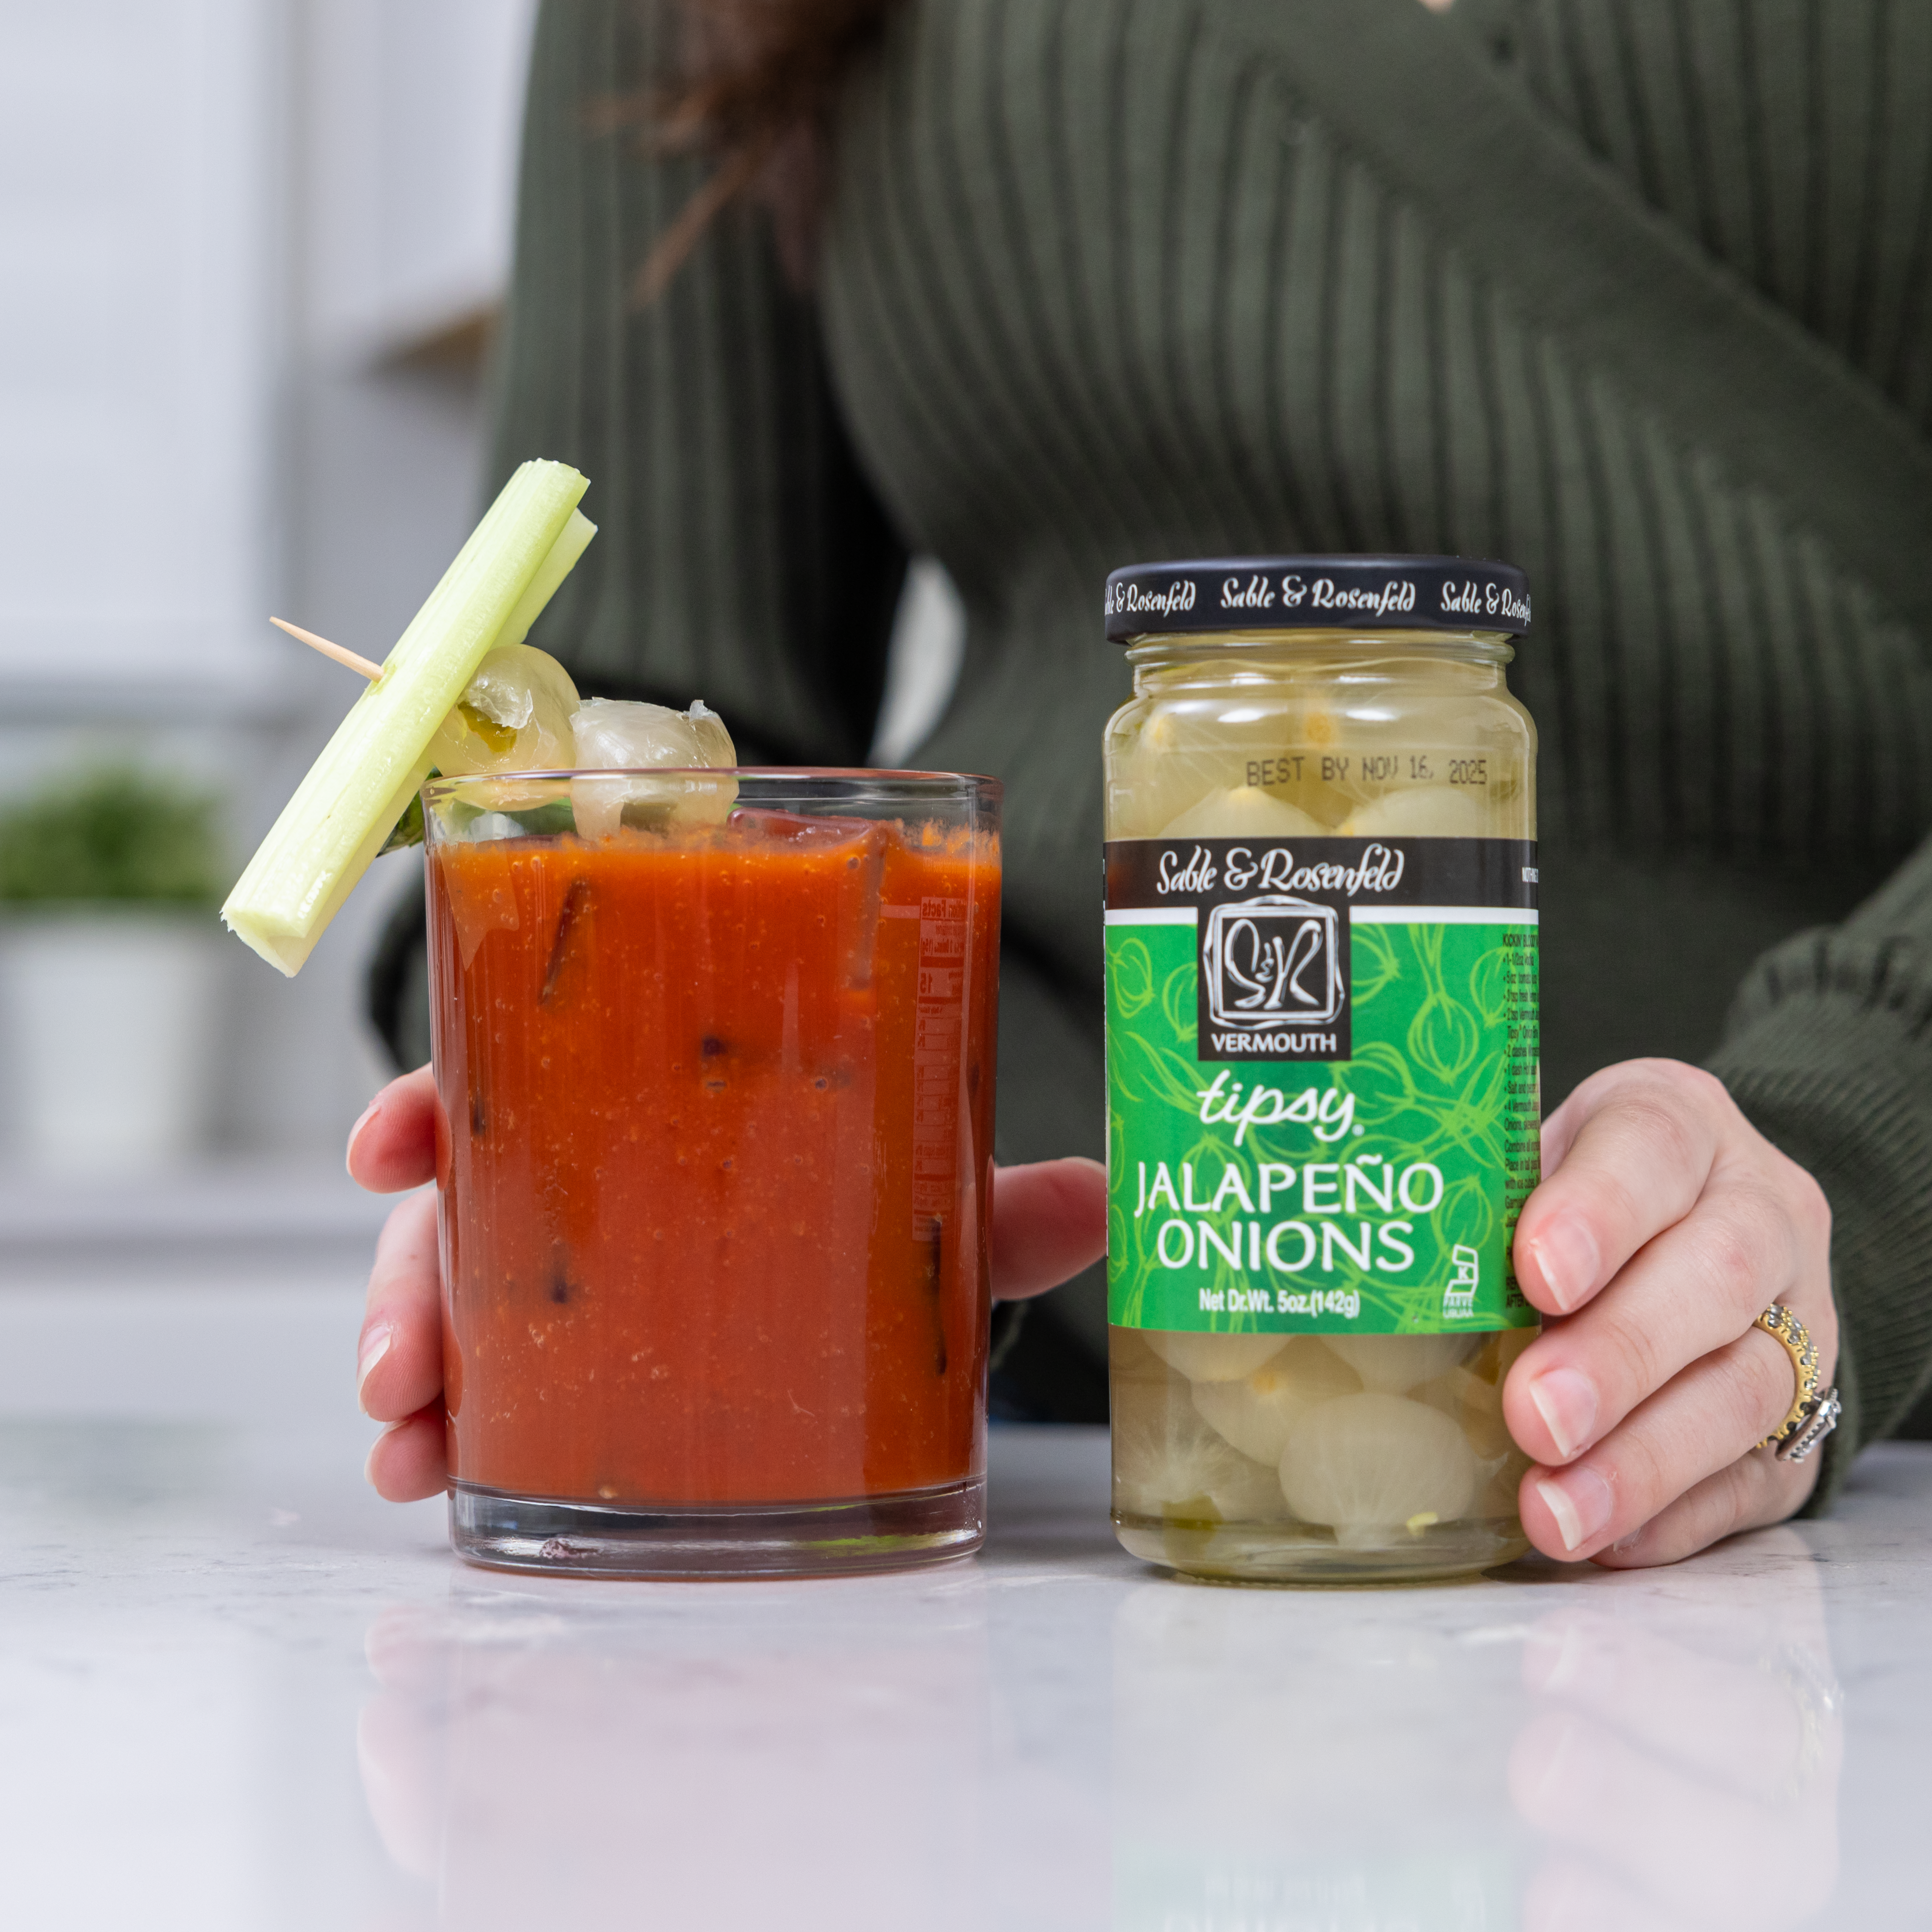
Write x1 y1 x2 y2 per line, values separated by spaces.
1200 895 1346 1056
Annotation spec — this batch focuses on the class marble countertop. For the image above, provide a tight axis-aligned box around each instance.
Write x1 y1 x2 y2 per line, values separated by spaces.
2 1410 1927 1931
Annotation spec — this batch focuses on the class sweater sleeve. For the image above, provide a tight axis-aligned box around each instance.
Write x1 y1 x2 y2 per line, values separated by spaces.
1708 829 1932 1505
484 0 907 764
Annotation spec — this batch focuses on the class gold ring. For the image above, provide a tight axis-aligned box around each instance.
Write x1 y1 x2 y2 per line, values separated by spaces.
1753 1304 1821 1450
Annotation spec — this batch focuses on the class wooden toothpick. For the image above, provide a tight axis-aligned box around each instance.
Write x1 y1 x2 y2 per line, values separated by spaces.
271 616 384 681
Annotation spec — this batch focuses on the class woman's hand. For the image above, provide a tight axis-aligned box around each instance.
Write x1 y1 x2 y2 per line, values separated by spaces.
347 1065 1109 1502
1505 1059 1838 1568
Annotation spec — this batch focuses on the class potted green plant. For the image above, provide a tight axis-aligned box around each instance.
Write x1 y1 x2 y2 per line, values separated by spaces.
0 765 227 1169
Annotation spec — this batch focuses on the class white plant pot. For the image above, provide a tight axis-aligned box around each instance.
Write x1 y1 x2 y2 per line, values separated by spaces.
0 908 227 1171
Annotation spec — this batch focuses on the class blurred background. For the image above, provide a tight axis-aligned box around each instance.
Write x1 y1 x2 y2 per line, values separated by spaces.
0 0 961 1394
0 0 539 1344
2 0 535 1143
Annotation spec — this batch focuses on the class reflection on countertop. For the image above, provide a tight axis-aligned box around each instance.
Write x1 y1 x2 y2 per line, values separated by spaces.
0 1416 1925 1931
1111 1527 1842 1932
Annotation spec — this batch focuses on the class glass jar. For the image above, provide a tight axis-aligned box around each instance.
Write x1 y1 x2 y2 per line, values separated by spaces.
1101 558 1540 1583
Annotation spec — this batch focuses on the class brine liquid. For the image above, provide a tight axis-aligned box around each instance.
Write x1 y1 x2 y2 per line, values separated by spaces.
1103 644 1534 842
427 812 1000 1506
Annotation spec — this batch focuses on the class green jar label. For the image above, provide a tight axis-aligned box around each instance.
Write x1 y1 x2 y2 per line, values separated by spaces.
1105 837 1540 1336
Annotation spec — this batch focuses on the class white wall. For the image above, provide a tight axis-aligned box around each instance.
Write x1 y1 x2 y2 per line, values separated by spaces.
298 0 534 363
0 0 283 702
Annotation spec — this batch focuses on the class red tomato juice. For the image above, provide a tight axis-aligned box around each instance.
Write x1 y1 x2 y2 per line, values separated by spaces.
427 810 1001 1506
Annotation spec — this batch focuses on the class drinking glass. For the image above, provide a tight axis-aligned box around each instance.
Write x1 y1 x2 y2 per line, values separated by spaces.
423 769 1002 1577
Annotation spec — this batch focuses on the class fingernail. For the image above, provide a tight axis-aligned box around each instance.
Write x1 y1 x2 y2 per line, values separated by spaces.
1534 1466 1616 1553
346 1098 381 1176
1527 1219 1600 1312
357 1323 393 1411
1526 1366 1599 1461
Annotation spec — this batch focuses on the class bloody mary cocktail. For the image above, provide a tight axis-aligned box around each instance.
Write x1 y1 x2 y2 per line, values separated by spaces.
423 771 1001 1577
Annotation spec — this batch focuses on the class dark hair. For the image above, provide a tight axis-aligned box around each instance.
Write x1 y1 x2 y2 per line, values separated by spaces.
632 0 901 302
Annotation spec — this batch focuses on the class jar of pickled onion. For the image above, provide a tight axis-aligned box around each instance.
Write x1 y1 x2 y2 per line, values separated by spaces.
1102 557 1540 1582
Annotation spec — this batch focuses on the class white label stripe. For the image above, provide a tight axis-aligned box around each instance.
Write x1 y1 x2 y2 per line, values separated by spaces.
1350 906 1539 925
1105 908 1199 926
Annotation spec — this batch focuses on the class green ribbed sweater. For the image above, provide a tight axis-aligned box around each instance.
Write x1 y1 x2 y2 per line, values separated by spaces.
386 0 1932 1484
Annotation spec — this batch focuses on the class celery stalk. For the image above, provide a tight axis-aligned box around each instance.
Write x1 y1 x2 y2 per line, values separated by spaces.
223 459 592 975
495 509 596 653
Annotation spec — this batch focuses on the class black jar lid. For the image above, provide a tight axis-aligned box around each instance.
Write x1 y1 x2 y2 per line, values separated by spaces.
1104 555 1532 641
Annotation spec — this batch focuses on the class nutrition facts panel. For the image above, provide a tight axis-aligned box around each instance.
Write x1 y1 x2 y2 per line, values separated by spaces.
1501 927 1541 1309
912 896 968 1224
